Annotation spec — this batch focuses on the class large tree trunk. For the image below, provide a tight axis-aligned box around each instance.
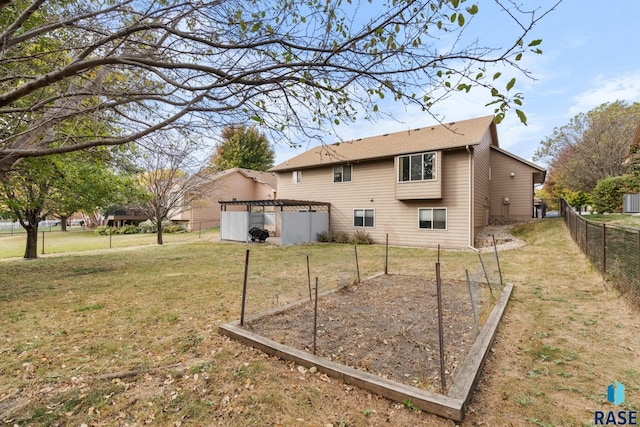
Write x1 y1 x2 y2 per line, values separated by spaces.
22 209 42 259
24 223 39 259
157 222 164 245
59 215 69 231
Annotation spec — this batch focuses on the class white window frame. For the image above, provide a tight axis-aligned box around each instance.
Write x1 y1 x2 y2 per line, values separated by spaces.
418 208 447 230
398 151 437 182
353 208 375 228
292 170 302 184
333 164 352 183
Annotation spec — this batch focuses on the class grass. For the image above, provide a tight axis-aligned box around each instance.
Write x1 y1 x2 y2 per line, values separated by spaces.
0 227 219 258
0 218 638 426
583 213 640 228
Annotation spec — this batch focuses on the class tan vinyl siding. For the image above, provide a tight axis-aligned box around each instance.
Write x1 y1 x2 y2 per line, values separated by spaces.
395 151 442 200
277 151 472 248
172 170 276 229
489 150 536 221
472 129 493 238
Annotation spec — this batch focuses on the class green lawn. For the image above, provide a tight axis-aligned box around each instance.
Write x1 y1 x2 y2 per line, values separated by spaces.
0 227 220 258
583 212 640 228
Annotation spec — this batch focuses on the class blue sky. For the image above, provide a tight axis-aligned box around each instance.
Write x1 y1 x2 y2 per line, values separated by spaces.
273 1 640 168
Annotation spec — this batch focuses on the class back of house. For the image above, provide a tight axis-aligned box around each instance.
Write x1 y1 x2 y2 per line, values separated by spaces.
271 116 545 249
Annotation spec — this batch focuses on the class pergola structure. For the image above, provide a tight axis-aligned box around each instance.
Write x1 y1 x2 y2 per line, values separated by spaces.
218 199 331 245
219 199 330 211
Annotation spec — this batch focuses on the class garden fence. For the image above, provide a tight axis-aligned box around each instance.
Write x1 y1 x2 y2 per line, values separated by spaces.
560 198 640 310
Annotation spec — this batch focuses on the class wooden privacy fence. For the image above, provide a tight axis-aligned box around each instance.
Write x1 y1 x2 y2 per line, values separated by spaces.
560 199 640 310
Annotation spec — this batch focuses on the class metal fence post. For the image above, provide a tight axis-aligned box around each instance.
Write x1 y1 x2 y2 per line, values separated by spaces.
585 216 588 256
384 234 389 275
435 262 446 393
240 249 250 326
602 224 607 280
637 230 640 286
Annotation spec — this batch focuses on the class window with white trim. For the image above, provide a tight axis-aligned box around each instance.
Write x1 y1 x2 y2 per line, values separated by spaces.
419 208 447 230
333 165 352 182
292 170 302 184
398 152 436 182
354 208 374 227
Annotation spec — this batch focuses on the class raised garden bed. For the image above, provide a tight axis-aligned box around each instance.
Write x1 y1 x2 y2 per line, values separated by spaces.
219 273 512 421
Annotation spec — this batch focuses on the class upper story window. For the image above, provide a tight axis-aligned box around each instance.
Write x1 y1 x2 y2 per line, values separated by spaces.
398 152 436 182
292 170 302 184
333 165 352 182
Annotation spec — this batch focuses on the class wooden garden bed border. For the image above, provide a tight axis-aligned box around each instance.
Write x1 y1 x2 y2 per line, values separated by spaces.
218 275 513 422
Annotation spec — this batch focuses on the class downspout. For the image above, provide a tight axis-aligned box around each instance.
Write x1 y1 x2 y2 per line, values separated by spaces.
466 145 475 250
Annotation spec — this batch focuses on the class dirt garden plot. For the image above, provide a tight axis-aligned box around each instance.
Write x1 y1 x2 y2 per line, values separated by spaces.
220 273 512 421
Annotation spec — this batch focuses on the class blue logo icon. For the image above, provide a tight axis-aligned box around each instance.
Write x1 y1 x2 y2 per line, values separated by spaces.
608 381 625 406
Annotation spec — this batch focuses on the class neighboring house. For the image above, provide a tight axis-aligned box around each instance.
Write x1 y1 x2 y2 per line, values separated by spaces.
171 167 277 230
270 115 546 249
104 207 147 227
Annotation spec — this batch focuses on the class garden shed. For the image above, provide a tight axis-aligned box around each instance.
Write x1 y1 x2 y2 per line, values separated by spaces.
219 199 331 245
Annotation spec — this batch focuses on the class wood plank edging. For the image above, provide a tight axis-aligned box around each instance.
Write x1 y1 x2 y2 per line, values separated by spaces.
447 282 513 406
218 322 465 421
219 275 512 422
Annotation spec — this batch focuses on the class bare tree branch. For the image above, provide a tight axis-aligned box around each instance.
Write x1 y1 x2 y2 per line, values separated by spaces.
0 0 562 174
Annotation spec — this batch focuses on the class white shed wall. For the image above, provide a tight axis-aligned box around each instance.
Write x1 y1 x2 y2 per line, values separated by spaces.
281 211 329 245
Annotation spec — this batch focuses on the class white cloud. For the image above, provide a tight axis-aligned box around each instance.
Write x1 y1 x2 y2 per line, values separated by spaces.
569 72 640 115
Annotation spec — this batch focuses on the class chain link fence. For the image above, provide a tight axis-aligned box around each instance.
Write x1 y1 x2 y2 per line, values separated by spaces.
561 198 640 310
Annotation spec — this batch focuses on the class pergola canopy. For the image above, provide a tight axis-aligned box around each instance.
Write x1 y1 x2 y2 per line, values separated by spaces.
219 199 330 210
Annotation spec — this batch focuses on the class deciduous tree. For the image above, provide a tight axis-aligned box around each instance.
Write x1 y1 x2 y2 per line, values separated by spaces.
534 101 640 195
131 133 214 245
0 151 132 258
1 0 560 175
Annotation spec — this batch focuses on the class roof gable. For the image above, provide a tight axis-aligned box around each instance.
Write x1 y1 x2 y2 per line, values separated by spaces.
205 167 277 190
490 145 546 184
271 115 497 171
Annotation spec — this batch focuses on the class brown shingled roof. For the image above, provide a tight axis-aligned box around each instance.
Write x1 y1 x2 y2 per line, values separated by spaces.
271 115 497 171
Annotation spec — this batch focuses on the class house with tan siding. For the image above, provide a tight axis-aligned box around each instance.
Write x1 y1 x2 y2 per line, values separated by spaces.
171 168 277 230
270 116 545 249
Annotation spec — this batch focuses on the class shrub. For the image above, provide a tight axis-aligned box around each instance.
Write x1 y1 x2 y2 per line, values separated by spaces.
350 230 373 244
316 230 373 244
118 224 140 235
138 220 157 233
94 225 114 235
164 224 186 233
316 230 331 242
333 231 351 244
592 175 640 213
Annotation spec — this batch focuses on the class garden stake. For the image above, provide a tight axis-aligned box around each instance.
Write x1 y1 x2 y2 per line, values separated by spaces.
466 269 479 336
354 245 360 283
491 235 503 286
436 262 446 392
477 252 494 299
313 277 319 355
307 254 312 301
602 224 607 281
41 231 45 255
240 249 250 326
385 234 389 274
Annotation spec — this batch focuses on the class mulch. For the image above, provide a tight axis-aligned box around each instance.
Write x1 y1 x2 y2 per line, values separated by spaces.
246 274 492 392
